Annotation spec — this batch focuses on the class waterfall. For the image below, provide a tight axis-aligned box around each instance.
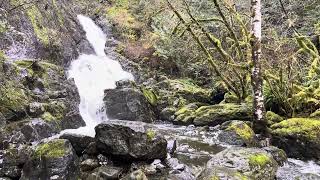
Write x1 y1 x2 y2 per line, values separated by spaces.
64 15 133 136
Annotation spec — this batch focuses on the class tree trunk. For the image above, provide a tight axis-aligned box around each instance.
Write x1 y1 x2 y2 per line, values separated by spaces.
250 0 267 136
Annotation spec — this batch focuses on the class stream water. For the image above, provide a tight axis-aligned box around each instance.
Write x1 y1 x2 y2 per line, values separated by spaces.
64 15 320 179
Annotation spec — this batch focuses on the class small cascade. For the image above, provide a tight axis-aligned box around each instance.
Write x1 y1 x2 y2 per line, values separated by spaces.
63 15 133 136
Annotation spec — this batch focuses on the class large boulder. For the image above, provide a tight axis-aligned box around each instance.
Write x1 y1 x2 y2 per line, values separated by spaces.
60 133 95 156
198 147 279 180
217 120 258 147
104 81 156 123
21 139 80 180
271 118 320 160
95 121 167 161
173 103 252 126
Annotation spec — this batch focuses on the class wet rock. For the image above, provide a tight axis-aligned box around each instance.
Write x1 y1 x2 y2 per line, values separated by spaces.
122 169 148 180
160 107 176 121
193 104 252 126
165 158 196 180
87 166 124 180
167 139 177 154
60 111 86 130
21 139 80 180
95 122 167 161
199 147 279 180
173 103 201 125
60 133 95 156
104 81 156 123
0 144 32 179
217 120 258 147
263 146 287 166
116 79 136 89
271 118 320 160
166 158 185 171
80 158 99 172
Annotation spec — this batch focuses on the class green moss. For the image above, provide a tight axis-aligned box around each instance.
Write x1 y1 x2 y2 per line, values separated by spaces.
26 5 50 45
235 172 250 180
34 139 67 158
226 121 255 142
271 118 320 141
223 93 239 103
266 111 284 126
0 81 29 112
146 129 156 140
41 112 55 122
141 87 158 106
249 153 272 168
0 50 5 61
192 103 252 126
210 176 219 180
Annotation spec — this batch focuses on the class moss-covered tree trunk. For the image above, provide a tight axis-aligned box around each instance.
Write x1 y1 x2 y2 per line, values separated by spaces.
250 0 267 136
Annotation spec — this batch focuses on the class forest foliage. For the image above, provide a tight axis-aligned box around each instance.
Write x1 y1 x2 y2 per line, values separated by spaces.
107 0 320 118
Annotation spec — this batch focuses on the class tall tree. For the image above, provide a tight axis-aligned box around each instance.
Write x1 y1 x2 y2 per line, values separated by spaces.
250 0 267 136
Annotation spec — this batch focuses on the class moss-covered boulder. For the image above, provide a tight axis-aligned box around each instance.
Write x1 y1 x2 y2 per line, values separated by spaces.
271 118 320 160
266 111 283 126
172 103 252 126
173 103 202 125
198 147 279 180
153 78 212 111
194 104 252 126
21 139 80 180
217 121 258 147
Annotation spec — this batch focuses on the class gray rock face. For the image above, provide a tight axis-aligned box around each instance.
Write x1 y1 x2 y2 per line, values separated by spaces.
60 133 95 156
95 122 167 161
21 139 80 180
104 82 156 123
0 145 32 179
198 147 279 180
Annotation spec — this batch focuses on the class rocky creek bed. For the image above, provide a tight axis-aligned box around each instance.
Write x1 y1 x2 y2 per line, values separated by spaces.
1 0 320 179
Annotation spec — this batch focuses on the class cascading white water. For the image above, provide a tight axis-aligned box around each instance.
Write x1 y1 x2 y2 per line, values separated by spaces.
64 15 133 136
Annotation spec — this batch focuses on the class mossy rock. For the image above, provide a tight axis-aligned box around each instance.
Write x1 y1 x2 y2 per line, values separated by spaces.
201 147 278 180
266 111 283 126
193 103 252 126
154 78 212 111
271 118 320 160
34 139 69 158
141 87 158 106
223 93 239 103
173 103 201 125
198 166 251 180
23 139 80 179
218 121 258 147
